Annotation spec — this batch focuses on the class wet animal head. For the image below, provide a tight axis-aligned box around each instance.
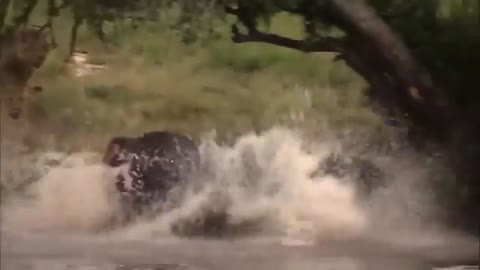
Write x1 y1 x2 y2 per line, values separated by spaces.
104 132 201 209
102 136 136 167
115 167 147 195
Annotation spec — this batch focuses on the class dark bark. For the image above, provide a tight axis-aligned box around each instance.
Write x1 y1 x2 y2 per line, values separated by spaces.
329 0 479 234
226 6 346 53
66 15 84 61
12 0 38 26
337 36 434 147
226 0 479 234
329 0 457 143
227 0 458 144
0 0 10 30
230 25 345 53
44 0 64 48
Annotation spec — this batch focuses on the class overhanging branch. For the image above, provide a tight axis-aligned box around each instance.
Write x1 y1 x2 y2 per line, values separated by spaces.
12 0 38 26
230 24 343 53
0 0 11 30
329 0 456 142
226 6 344 53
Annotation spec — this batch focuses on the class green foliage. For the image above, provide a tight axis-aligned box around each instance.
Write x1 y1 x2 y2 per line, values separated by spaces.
367 0 480 109
5 0 477 142
2 0 479 233
8 7 377 150
226 0 480 112
84 84 133 104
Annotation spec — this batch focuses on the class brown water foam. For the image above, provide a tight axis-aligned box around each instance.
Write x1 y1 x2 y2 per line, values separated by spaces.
0 127 476 251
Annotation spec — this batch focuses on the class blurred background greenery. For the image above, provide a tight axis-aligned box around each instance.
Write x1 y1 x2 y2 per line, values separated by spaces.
3 4 385 153
1 0 479 234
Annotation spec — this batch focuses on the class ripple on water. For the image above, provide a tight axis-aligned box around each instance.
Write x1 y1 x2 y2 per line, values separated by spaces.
1 259 192 270
2 256 478 270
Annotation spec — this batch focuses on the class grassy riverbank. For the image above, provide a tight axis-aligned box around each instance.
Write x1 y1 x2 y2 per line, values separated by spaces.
3 7 386 152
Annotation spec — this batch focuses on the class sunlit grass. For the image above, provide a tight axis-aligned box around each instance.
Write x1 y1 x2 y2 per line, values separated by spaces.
2 4 384 152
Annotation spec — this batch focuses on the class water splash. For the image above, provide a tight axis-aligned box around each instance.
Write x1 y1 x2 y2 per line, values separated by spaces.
112 127 367 242
0 126 474 250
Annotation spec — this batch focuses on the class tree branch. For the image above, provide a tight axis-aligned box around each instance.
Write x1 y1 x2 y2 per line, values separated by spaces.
330 0 457 142
231 24 343 53
0 0 11 30
226 7 344 53
66 14 83 61
12 0 38 26
330 0 451 107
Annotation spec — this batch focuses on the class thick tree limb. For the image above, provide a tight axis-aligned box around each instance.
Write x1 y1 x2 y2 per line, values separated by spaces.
226 6 344 53
66 15 83 61
225 0 459 142
0 0 11 30
12 0 38 26
330 0 453 112
326 0 457 142
230 24 343 53
44 0 68 48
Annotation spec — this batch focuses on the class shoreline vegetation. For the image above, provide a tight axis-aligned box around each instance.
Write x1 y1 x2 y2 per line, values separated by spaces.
2 8 386 153
1 1 479 236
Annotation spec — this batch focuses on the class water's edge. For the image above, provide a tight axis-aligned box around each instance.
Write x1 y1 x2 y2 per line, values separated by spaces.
2 232 478 270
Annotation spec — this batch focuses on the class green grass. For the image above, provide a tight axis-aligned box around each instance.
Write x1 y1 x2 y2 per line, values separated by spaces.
2 4 385 152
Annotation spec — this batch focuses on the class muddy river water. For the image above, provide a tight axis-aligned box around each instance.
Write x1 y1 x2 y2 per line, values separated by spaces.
1 128 478 270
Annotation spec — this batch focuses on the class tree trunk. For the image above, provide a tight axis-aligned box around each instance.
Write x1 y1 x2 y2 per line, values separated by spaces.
66 15 83 61
0 0 11 30
226 0 478 234
12 0 37 26
330 0 457 143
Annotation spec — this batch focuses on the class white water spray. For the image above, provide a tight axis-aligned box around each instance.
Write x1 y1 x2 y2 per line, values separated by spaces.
0 127 475 252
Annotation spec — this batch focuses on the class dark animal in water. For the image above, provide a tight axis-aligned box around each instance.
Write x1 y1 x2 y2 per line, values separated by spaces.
102 131 201 214
313 153 386 198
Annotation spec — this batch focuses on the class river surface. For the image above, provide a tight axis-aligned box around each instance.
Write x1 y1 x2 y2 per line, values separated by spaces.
1 232 478 270
1 128 479 270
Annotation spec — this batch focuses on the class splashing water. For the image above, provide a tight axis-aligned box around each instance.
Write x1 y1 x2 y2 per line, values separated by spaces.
1 128 366 240
1 127 478 270
111 127 367 242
